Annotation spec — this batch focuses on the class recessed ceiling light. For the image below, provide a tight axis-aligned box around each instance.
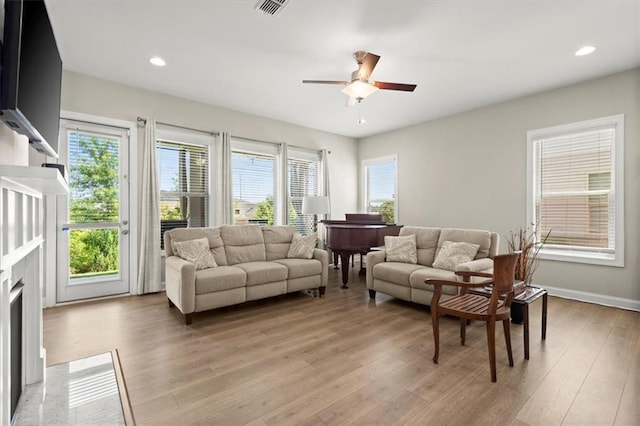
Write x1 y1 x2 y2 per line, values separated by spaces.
575 46 596 57
149 56 166 67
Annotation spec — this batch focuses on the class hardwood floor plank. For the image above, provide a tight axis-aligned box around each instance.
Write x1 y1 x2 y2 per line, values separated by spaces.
314 357 435 424
563 376 624 424
349 389 427 425
260 354 407 425
616 369 640 422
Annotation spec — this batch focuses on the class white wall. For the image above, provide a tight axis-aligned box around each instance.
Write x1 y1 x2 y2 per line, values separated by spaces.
358 69 639 305
58 70 359 220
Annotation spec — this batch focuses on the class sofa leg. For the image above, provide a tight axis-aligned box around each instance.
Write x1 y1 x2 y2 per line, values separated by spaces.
318 287 326 297
185 313 193 325
369 290 376 299
168 298 175 308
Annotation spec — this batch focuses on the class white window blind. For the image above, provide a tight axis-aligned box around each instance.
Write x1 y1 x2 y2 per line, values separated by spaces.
68 131 120 223
288 148 321 235
528 115 624 266
157 139 209 247
363 156 397 223
231 140 278 225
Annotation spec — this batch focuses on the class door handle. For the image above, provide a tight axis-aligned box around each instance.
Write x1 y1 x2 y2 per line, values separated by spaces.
122 230 129 235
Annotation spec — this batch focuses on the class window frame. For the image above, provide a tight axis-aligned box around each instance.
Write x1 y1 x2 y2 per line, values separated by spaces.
156 126 215 242
287 147 322 235
362 154 398 223
230 137 281 226
526 115 624 267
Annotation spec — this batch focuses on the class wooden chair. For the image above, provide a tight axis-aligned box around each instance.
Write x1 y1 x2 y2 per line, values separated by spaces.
428 253 519 382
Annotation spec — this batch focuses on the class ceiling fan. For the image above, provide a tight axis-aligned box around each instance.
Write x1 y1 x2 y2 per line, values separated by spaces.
303 51 417 105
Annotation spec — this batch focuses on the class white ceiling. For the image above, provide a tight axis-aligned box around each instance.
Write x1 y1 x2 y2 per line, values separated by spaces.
45 0 640 139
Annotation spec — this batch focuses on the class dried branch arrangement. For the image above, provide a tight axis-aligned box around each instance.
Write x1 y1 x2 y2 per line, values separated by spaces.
506 225 551 285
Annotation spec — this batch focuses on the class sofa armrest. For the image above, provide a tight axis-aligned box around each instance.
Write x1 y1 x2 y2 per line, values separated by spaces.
366 250 386 288
165 255 197 314
455 258 494 282
313 248 329 287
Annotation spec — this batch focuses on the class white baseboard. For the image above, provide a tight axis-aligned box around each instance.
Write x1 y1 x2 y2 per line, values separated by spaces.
544 285 640 312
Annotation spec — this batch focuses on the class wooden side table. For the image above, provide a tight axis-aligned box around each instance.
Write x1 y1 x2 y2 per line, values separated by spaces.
513 286 548 359
469 285 548 360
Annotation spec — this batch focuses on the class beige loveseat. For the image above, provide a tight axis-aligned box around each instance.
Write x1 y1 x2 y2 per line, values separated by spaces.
165 225 328 324
366 227 499 306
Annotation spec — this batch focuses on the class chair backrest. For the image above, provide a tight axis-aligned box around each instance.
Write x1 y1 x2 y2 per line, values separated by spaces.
492 253 519 295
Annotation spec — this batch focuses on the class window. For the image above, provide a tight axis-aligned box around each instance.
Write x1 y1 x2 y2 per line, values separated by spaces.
363 155 397 223
231 138 279 225
229 138 324 232
527 115 624 266
156 128 212 248
288 148 321 234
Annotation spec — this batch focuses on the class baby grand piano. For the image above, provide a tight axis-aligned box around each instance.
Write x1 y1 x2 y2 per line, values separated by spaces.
323 214 402 288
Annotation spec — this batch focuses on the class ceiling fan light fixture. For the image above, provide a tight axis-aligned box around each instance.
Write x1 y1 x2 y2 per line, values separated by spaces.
341 80 379 99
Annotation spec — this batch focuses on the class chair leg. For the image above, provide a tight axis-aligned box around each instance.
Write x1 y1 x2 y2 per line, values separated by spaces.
460 318 467 345
432 309 440 364
486 320 497 382
503 319 514 367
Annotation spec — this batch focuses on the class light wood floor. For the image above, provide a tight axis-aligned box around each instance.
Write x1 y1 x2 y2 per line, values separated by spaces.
44 266 640 425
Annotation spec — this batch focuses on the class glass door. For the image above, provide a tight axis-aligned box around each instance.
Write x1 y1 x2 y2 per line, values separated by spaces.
56 120 130 302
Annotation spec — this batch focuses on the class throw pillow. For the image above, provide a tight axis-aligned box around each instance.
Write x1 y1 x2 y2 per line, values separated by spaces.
385 235 418 264
287 233 317 259
172 237 217 270
432 240 480 271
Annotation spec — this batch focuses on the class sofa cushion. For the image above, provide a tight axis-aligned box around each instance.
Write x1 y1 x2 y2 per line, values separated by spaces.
273 258 322 279
195 266 246 295
263 226 296 260
235 261 288 286
437 228 492 260
287 233 317 259
409 267 460 296
372 262 425 286
432 241 480 271
221 225 266 265
399 227 441 266
166 227 228 266
385 235 417 264
172 237 218 270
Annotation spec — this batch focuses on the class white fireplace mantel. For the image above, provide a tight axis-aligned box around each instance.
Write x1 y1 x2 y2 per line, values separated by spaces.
0 165 68 425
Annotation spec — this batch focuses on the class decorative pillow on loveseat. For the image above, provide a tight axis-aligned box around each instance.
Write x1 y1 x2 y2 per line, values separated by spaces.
172 237 217 270
287 233 317 259
432 240 480 271
384 235 418 264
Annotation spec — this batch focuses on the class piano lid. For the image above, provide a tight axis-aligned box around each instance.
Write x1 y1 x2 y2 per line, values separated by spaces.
345 213 383 223
323 213 394 226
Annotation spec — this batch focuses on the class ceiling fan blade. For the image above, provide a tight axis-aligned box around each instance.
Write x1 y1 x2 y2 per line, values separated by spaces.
356 52 380 81
302 80 349 85
373 81 417 92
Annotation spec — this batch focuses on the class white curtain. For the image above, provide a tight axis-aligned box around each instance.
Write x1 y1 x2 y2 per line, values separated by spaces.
321 148 331 217
319 148 331 249
278 142 289 226
218 132 233 225
137 118 161 293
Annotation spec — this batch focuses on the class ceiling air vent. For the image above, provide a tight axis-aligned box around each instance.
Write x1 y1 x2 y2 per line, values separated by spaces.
255 0 289 16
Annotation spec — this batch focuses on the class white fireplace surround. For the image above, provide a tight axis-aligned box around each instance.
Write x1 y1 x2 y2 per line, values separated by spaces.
0 165 68 425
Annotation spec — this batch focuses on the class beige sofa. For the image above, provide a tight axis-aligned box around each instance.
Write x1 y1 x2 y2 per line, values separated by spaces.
366 227 499 306
165 225 328 324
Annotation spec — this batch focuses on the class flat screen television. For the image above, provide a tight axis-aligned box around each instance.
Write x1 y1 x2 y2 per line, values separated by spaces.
0 0 62 158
